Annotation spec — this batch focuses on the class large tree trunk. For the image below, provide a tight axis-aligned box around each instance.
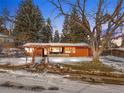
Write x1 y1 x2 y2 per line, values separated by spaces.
92 46 102 63
92 50 100 63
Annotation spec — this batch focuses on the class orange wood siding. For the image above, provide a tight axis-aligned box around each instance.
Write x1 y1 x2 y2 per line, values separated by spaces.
35 48 43 56
70 47 90 57
28 46 92 57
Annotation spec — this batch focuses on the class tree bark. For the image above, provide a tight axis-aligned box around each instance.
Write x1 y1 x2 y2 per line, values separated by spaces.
92 51 100 63
92 46 102 63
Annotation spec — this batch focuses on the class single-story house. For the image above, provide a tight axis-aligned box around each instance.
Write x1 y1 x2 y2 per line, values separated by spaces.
0 34 14 44
109 48 124 57
112 33 123 47
0 34 14 49
102 47 124 58
23 43 92 57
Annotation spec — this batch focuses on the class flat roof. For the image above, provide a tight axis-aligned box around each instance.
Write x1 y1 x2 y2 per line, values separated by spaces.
111 48 124 51
0 34 8 38
23 43 89 47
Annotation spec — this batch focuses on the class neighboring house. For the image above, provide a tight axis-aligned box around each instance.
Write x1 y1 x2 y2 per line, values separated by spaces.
23 43 92 57
112 35 123 47
0 34 14 44
0 34 14 48
108 48 124 58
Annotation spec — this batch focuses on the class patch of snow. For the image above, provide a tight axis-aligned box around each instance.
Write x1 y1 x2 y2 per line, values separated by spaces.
0 57 92 65
48 57 92 63
100 56 124 72
23 43 89 47
0 57 32 65
112 48 124 51
0 70 124 93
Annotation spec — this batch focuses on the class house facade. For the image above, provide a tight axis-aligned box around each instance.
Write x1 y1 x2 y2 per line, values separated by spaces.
23 43 92 57
109 48 124 58
0 34 14 48
0 34 13 43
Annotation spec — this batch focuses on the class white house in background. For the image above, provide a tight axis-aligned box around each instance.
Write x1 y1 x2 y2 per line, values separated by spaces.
112 33 123 47
0 34 14 44
112 36 123 46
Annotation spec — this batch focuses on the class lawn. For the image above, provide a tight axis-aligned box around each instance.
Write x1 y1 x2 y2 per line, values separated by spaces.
61 62 115 72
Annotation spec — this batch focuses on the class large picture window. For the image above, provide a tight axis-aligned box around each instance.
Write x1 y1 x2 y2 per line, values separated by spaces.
50 47 62 53
64 47 75 53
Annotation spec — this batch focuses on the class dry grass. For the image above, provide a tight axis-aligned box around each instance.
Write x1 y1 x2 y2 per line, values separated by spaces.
62 62 115 72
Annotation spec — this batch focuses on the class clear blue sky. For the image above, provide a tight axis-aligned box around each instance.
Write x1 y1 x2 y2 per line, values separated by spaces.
0 0 64 31
0 0 118 32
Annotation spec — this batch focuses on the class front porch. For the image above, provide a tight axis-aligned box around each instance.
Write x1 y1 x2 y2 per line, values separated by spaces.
27 46 77 57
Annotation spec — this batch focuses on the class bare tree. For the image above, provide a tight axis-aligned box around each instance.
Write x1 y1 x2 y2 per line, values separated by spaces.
121 23 124 46
48 0 124 63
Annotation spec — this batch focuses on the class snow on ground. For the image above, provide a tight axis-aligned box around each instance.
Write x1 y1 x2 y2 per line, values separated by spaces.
100 56 124 72
0 56 124 72
49 57 92 63
0 57 32 65
0 69 124 93
0 57 93 65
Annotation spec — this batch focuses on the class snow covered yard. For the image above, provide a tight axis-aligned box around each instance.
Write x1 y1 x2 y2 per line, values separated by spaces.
0 57 92 65
100 56 124 72
0 57 32 65
0 56 124 72
48 57 92 63
0 69 124 93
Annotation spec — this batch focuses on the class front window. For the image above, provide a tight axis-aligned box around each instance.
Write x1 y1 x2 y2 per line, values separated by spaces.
50 47 62 53
64 47 75 53
25 48 34 53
